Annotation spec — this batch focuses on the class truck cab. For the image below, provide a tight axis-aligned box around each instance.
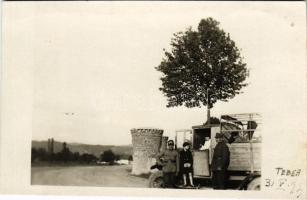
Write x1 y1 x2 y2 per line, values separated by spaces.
191 124 219 177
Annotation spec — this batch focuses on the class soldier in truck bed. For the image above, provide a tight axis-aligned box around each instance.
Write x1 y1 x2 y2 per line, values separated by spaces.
211 133 230 190
156 140 179 188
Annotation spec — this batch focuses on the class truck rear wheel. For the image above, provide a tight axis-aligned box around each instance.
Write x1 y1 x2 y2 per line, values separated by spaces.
148 171 163 188
247 177 260 190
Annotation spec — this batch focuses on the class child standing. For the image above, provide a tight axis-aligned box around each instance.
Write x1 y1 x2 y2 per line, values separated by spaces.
180 142 194 187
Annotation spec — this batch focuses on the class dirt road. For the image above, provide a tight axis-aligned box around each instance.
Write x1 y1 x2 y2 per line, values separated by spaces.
31 165 148 187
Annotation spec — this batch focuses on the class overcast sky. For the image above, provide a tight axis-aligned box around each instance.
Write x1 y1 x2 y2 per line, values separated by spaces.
7 2 304 145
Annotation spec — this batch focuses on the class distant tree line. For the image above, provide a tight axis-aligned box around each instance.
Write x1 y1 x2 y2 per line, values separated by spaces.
31 142 132 165
31 147 98 164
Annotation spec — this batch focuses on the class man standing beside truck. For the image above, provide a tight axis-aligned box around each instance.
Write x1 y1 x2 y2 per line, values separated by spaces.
211 133 230 190
156 140 179 188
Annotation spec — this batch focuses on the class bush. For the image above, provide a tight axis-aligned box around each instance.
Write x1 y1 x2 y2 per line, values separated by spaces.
100 150 117 165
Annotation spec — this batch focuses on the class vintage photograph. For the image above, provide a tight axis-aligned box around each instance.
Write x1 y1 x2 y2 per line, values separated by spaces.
28 2 292 190
27 2 263 189
2 1 304 198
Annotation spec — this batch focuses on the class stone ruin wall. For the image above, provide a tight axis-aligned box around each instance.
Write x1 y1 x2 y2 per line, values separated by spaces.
130 128 163 175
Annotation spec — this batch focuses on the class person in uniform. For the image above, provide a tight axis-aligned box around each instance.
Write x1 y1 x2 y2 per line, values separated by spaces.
179 142 194 187
156 140 179 188
211 133 230 190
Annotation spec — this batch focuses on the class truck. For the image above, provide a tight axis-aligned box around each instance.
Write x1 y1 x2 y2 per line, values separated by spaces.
148 113 261 190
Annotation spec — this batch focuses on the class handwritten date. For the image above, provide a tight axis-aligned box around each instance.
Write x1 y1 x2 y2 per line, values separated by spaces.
265 178 303 199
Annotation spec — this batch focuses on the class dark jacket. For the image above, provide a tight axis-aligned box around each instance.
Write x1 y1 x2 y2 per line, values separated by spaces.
179 149 193 166
179 149 193 173
211 141 230 171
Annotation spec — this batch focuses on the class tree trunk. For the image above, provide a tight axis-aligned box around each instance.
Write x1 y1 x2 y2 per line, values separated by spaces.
207 106 211 125
206 88 211 125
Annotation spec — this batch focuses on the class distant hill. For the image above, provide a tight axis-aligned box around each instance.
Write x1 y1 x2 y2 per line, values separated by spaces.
31 140 133 158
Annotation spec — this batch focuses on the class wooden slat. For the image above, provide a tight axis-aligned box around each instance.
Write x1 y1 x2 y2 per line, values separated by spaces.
228 143 261 171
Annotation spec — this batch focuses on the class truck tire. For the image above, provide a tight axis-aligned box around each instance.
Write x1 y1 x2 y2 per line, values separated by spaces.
247 177 260 190
148 171 163 188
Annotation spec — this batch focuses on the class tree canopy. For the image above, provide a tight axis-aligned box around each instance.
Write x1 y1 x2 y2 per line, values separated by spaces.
156 18 248 110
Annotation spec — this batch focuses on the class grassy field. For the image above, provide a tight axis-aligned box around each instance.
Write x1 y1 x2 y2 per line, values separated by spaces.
31 164 149 187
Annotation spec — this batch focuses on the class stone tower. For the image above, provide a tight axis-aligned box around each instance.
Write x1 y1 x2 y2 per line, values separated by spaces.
130 128 163 175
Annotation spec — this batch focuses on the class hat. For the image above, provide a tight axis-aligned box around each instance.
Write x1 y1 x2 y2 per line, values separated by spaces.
183 142 190 147
167 140 174 145
215 133 224 139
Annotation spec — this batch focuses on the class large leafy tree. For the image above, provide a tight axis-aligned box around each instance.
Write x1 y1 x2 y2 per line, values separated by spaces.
156 18 248 123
